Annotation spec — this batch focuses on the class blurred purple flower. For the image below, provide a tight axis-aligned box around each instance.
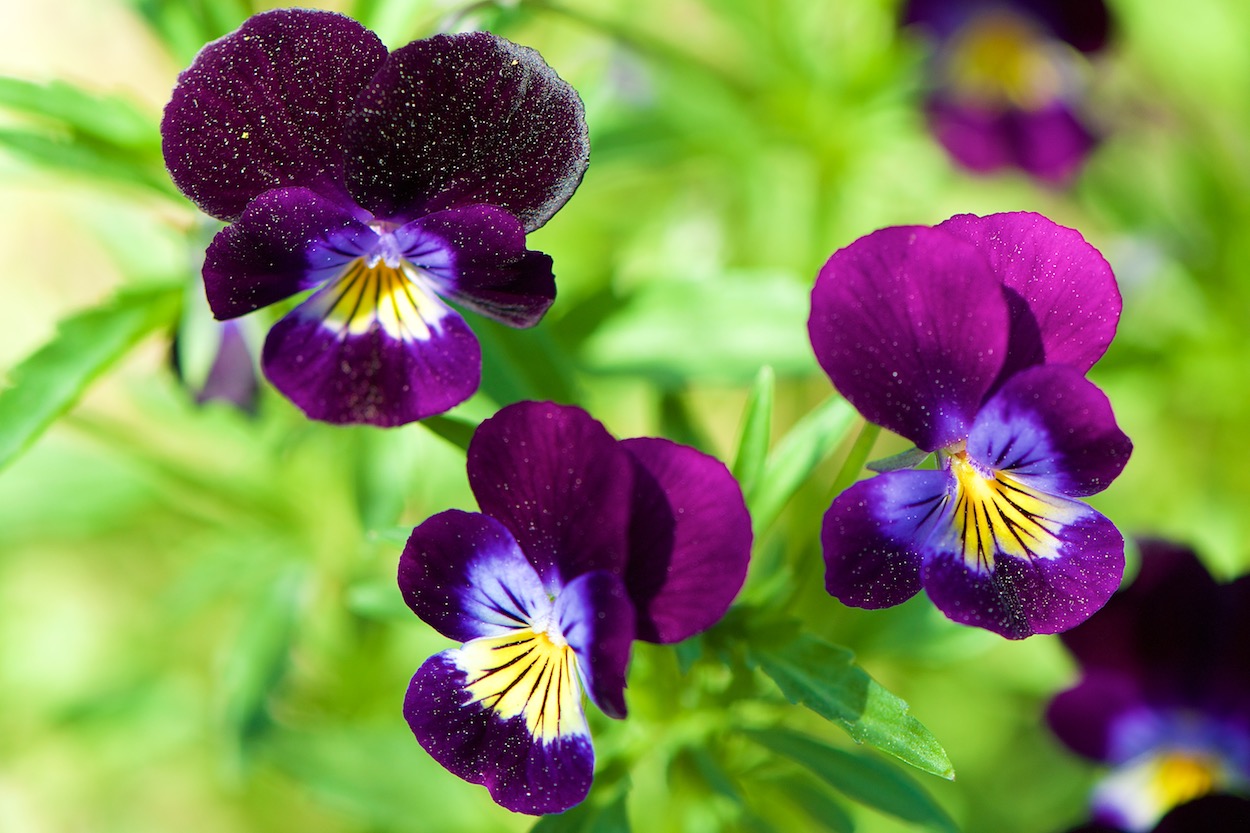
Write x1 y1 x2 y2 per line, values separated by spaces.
1048 541 1250 831
901 0 1111 183
808 211 1131 638
1065 794 1250 833
161 9 588 426
397 401 752 814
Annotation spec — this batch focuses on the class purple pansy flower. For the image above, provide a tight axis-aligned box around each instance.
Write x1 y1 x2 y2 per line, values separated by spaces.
808 211 1132 639
1047 541 1250 831
161 9 588 426
1065 795 1250 833
398 401 752 814
901 0 1111 183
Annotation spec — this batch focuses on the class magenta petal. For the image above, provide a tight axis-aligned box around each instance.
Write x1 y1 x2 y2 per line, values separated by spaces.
203 187 372 320
262 296 480 426
822 472 947 609
921 504 1125 638
467 402 635 588
161 9 387 221
555 570 635 719
398 206 555 328
345 32 588 232
404 650 593 815
808 225 1009 451
925 98 1014 176
938 212 1119 379
618 438 751 644
398 510 548 643
1010 104 1099 184
968 366 1132 498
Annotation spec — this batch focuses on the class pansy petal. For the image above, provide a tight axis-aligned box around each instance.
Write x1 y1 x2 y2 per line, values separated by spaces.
921 502 1124 638
924 98 1014 176
1046 670 1145 762
162 9 387 222
203 187 373 320
902 0 1111 53
194 321 259 413
618 438 751 644
262 288 480 426
405 649 593 815
1153 795 1250 833
397 206 555 328
968 365 1131 498
938 212 1118 380
555 570 635 719
467 402 635 588
808 225 1009 451
1010 105 1099 185
398 510 549 643
822 472 950 609
345 32 588 232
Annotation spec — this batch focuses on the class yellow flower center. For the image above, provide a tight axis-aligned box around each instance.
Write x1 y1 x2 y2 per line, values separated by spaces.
945 12 1067 110
311 257 447 341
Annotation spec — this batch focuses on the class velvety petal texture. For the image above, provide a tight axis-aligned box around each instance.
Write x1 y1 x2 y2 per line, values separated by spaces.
555 570 635 719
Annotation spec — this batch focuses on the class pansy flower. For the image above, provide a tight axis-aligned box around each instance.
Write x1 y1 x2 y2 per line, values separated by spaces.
901 0 1111 183
161 9 588 426
1065 795 1250 833
1047 541 1250 831
808 211 1132 638
397 401 752 814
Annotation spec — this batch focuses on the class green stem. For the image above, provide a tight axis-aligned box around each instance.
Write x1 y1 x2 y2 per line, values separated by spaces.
827 420 880 498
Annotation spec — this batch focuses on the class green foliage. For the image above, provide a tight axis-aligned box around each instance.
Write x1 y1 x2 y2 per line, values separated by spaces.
532 788 631 833
732 365 775 494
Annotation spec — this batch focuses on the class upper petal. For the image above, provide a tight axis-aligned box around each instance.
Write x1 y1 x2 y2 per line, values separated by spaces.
808 224 1009 450
555 570 635 719
202 186 372 320
901 0 1112 53
344 32 589 232
467 402 635 588
967 365 1132 498
619 438 752 644
398 510 549 643
938 212 1120 381
161 9 388 222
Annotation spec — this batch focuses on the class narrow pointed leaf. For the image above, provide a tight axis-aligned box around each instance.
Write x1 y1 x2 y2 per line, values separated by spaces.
770 776 856 833
732 365 775 493
866 446 931 473
0 77 157 149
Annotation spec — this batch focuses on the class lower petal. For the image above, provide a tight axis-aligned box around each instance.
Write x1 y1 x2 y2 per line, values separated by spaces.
405 648 593 815
921 503 1125 638
822 472 950 609
262 279 480 426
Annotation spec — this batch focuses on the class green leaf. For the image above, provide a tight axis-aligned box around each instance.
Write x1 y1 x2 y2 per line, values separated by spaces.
747 730 958 832
732 365 775 494
0 76 157 150
770 775 856 833
866 446 931 473
747 395 857 533
0 128 177 197
421 413 479 453
531 788 630 833
748 634 955 779
0 284 182 472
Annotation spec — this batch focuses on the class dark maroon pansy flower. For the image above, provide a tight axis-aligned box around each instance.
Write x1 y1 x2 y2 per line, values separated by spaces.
1065 795 1250 833
808 211 1132 639
901 0 1111 184
161 9 588 426
397 402 752 814
1047 542 1250 831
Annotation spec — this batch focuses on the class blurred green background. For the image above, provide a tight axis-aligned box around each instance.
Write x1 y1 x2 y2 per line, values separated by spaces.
2 0 1249 831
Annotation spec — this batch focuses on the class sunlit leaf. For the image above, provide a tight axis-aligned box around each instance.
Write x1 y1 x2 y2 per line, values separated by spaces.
769 775 856 833
0 284 182 472
531 787 630 833
0 76 157 150
733 365 775 494
0 128 178 197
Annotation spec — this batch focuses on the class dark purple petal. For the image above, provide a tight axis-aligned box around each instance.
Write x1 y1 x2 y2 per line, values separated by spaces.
808 225 1009 451
1009 104 1100 184
921 503 1124 638
555 570 634 719
1046 670 1145 762
938 213 1120 380
1154 795 1250 833
925 98 1014 175
902 0 1111 53
194 321 259 413
262 289 480 426
397 206 555 328
467 402 635 588
345 32 589 232
619 438 752 644
968 365 1131 498
405 649 593 815
203 186 373 320
162 9 387 222
822 472 948 609
398 510 549 643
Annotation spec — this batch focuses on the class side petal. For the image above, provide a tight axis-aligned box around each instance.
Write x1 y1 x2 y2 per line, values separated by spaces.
203 186 373 320
938 212 1118 381
555 570 635 720
968 365 1131 498
345 32 589 232
822 472 950 609
1009 105 1100 186
808 224 1009 451
161 9 387 222
396 206 555 328
467 402 635 588
1046 670 1146 762
924 98 1014 176
921 503 1125 638
618 438 752 644
404 649 593 816
398 510 549 643
262 286 480 426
